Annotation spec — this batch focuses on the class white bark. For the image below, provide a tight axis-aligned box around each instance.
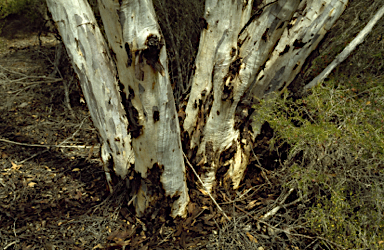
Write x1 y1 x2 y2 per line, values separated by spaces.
305 4 384 90
184 0 348 191
183 0 253 192
98 0 189 218
251 0 349 98
46 0 133 189
184 0 300 191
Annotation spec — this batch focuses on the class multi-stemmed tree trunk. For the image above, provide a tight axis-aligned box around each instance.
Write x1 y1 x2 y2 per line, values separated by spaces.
46 0 348 218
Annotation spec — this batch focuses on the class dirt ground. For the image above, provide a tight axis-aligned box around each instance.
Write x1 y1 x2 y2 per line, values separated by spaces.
0 1 383 249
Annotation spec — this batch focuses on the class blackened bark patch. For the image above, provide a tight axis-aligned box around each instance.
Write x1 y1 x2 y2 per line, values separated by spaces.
128 85 135 99
143 163 180 219
125 42 132 67
199 17 208 29
147 163 164 187
104 155 119 191
222 57 240 101
152 106 160 122
278 82 286 92
277 21 285 29
211 63 217 84
205 141 215 164
230 47 237 57
106 139 112 151
193 100 198 109
219 140 237 163
204 91 214 121
293 39 306 50
279 45 290 56
117 79 129 115
142 35 165 76
287 22 293 30
227 57 242 78
127 169 141 198
139 163 181 231
293 63 299 71
124 86 143 138
110 49 117 64
261 28 269 42
222 81 234 101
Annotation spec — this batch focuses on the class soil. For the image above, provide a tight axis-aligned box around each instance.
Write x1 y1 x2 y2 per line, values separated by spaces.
0 1 383 249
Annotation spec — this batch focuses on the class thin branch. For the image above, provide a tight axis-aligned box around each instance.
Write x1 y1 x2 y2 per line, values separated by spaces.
183 152 230 221
0 116 94 164
305 5 384 90
0 138 98 149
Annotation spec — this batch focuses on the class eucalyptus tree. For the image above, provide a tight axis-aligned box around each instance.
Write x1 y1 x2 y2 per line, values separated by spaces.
46 0 348 217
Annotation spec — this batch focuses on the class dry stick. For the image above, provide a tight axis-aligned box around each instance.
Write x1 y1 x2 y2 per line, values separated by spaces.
0 138 98 149
234 204 346 249
0 64 61 79
304 5 384 90
38 44 76 117
0 116 92 164
183 152 230 221
262 188 294 220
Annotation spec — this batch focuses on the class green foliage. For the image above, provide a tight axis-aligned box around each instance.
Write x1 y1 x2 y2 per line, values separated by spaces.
257 78 384 249
0 0 44 20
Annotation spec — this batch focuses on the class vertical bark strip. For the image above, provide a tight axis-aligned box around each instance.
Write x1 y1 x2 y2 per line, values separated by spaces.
99 0 189 217
46 0 133 186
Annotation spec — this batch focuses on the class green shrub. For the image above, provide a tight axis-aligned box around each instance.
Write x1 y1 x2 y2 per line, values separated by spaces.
0 0 45 20
257 78 384 249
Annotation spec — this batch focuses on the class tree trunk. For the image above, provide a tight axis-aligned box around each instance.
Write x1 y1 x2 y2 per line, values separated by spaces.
46 0 348 218
45 0 134 190
184 0 348 191
98 0 189 218
46 0 189 217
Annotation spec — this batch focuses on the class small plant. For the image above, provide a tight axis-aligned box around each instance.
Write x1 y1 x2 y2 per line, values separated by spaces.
257 78 384 249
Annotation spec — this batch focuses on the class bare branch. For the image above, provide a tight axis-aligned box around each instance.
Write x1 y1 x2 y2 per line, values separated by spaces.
305 5 384 90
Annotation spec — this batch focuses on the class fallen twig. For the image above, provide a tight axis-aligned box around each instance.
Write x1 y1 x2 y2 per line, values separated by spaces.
0 138 97 149
183 152 230 222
